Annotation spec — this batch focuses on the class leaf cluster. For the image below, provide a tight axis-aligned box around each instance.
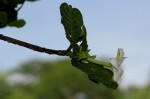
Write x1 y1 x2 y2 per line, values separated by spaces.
60 3 88 56
60 3 118 89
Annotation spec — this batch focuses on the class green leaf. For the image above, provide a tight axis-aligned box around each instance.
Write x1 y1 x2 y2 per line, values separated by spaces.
8 19 26 28
0 12 7 28
74 49 90 60
71 58 118 89
1 0 25 7
26 0 39 2
80 25 88 51
60 3 90 59
11 0 25 5
60 3 84 43
1 0 9 4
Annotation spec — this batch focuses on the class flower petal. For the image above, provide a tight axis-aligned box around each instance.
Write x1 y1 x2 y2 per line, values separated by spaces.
118 57 126 66
110 58 119 69
118 48 124 59
110 48 126 82
118 67 124 77
113 68 120 82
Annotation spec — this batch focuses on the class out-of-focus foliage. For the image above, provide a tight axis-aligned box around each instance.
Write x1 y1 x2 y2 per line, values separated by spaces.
2 60 119 99
120 86 150 99
0 59 150 99
0 0 38 28
0 74 12 99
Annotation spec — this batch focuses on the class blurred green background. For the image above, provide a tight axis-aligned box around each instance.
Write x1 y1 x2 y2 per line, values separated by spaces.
0 59 150 99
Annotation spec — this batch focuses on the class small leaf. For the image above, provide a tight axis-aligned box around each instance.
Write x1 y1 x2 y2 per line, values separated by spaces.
12 0 25 5
60 3 83 43
8 19 26 28
2 0 25 7
80 25 88 51
75 50 90 60
60 3 89 58
0 11 7 28
26 0 39 2
71 58 118 89
1 0 9 4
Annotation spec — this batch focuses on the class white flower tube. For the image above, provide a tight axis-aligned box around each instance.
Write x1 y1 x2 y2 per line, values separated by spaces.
110 48 126 82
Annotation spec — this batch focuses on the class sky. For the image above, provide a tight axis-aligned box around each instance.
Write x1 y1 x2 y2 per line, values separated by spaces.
1 0 150 89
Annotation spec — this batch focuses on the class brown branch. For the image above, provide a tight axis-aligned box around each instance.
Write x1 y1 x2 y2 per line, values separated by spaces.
0 34 72 57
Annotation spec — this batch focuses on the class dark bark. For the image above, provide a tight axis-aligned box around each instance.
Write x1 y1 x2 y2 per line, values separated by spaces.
0 34 72 57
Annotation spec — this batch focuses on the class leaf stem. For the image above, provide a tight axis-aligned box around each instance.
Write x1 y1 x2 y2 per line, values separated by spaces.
87 58 112 68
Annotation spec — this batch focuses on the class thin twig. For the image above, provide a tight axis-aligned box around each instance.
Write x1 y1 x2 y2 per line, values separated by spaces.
0 34 72 57
66 44 72 52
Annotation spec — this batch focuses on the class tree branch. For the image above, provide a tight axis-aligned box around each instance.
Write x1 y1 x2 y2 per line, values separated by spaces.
0 34 72 57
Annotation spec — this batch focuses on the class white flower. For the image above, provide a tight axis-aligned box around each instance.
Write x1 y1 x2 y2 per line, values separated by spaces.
110 48 126 82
